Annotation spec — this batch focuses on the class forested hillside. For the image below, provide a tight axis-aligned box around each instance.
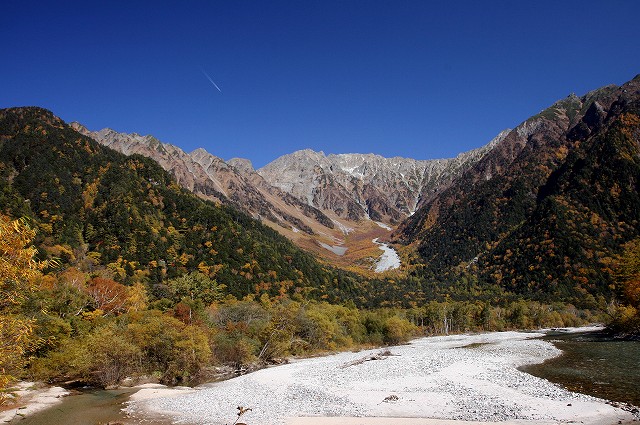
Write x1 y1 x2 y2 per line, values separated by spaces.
0 107 361 302
397 75 640 306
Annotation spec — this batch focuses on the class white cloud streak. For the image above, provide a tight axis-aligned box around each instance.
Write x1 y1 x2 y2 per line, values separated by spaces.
201 69 222 92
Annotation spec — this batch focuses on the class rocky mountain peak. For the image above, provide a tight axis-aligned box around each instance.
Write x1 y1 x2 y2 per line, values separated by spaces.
227 157 254 174
70 121 89 133
259 139 501 222
190 147 210 156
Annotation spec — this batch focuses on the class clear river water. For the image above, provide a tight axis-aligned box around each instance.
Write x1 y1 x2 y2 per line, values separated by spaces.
522 329 640 407
6 387 137 425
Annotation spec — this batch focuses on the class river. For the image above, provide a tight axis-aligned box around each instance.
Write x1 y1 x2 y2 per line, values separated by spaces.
4 387 138 425
372 238 400 272
522 329 640 406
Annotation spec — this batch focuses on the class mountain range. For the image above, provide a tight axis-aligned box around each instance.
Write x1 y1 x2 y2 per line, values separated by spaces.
71 119 502 272
72 124 504 226
2 74 640 304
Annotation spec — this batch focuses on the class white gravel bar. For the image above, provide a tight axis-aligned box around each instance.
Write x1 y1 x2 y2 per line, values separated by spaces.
126 329 635 425
372 238 401 272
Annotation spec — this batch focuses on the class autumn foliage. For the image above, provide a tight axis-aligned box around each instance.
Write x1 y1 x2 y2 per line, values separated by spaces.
0 215 49 400
609 238 640 335
0 103 631 397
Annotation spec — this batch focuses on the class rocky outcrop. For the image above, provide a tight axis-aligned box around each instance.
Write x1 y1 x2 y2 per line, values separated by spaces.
258 140 501 224
227 157 255 174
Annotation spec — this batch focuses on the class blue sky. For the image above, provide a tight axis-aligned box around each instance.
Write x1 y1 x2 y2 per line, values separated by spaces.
2 1 640 168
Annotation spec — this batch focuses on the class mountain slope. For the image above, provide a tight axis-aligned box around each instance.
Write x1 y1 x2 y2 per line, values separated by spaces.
0 107 362 301
396 75 640 302
72 123 400 271
70 123 333 236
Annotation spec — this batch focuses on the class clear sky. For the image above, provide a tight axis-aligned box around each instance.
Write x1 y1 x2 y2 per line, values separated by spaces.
2 1 640 168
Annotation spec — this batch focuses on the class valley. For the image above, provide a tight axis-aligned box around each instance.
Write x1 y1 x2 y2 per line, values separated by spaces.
1 70 640 425
70 121 503 275
3 2 640 424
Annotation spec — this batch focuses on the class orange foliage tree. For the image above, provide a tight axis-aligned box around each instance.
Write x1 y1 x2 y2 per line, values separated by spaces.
86 277 129 316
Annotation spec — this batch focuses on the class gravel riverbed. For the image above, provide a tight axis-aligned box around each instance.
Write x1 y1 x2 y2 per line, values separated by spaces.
125 329 634 425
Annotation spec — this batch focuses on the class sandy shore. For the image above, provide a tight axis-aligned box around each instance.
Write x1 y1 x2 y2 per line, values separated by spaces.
0 381 69 423
125 328 636 425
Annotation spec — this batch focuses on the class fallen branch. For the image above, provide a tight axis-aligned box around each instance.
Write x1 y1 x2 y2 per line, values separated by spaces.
339 350 396 369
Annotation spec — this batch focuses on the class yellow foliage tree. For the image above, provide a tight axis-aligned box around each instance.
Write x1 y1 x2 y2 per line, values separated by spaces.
126 281 148 313
0 216 49 402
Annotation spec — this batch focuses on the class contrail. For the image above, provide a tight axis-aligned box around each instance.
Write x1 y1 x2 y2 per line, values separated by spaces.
201 69 222 92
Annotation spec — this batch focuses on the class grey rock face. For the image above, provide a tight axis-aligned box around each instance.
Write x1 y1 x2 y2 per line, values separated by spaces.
258 136 504 223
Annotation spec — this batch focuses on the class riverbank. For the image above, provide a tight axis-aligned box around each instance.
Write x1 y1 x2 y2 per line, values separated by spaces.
125 328 636 425
523 329 640 407
0 382 69 423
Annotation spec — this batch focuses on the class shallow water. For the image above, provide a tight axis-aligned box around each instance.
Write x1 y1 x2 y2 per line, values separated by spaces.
8 387 136 425
522 330 640 406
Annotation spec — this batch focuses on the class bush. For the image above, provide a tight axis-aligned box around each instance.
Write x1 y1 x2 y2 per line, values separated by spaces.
383 316 417 345
80 323 142 387
212 332 258 367
125 310 211 384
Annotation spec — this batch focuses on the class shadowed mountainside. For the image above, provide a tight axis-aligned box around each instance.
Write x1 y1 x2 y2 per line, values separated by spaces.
396 74 640 302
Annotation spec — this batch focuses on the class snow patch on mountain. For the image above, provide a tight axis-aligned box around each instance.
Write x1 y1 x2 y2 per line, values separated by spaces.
375 221 392 230
318 242 348 256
